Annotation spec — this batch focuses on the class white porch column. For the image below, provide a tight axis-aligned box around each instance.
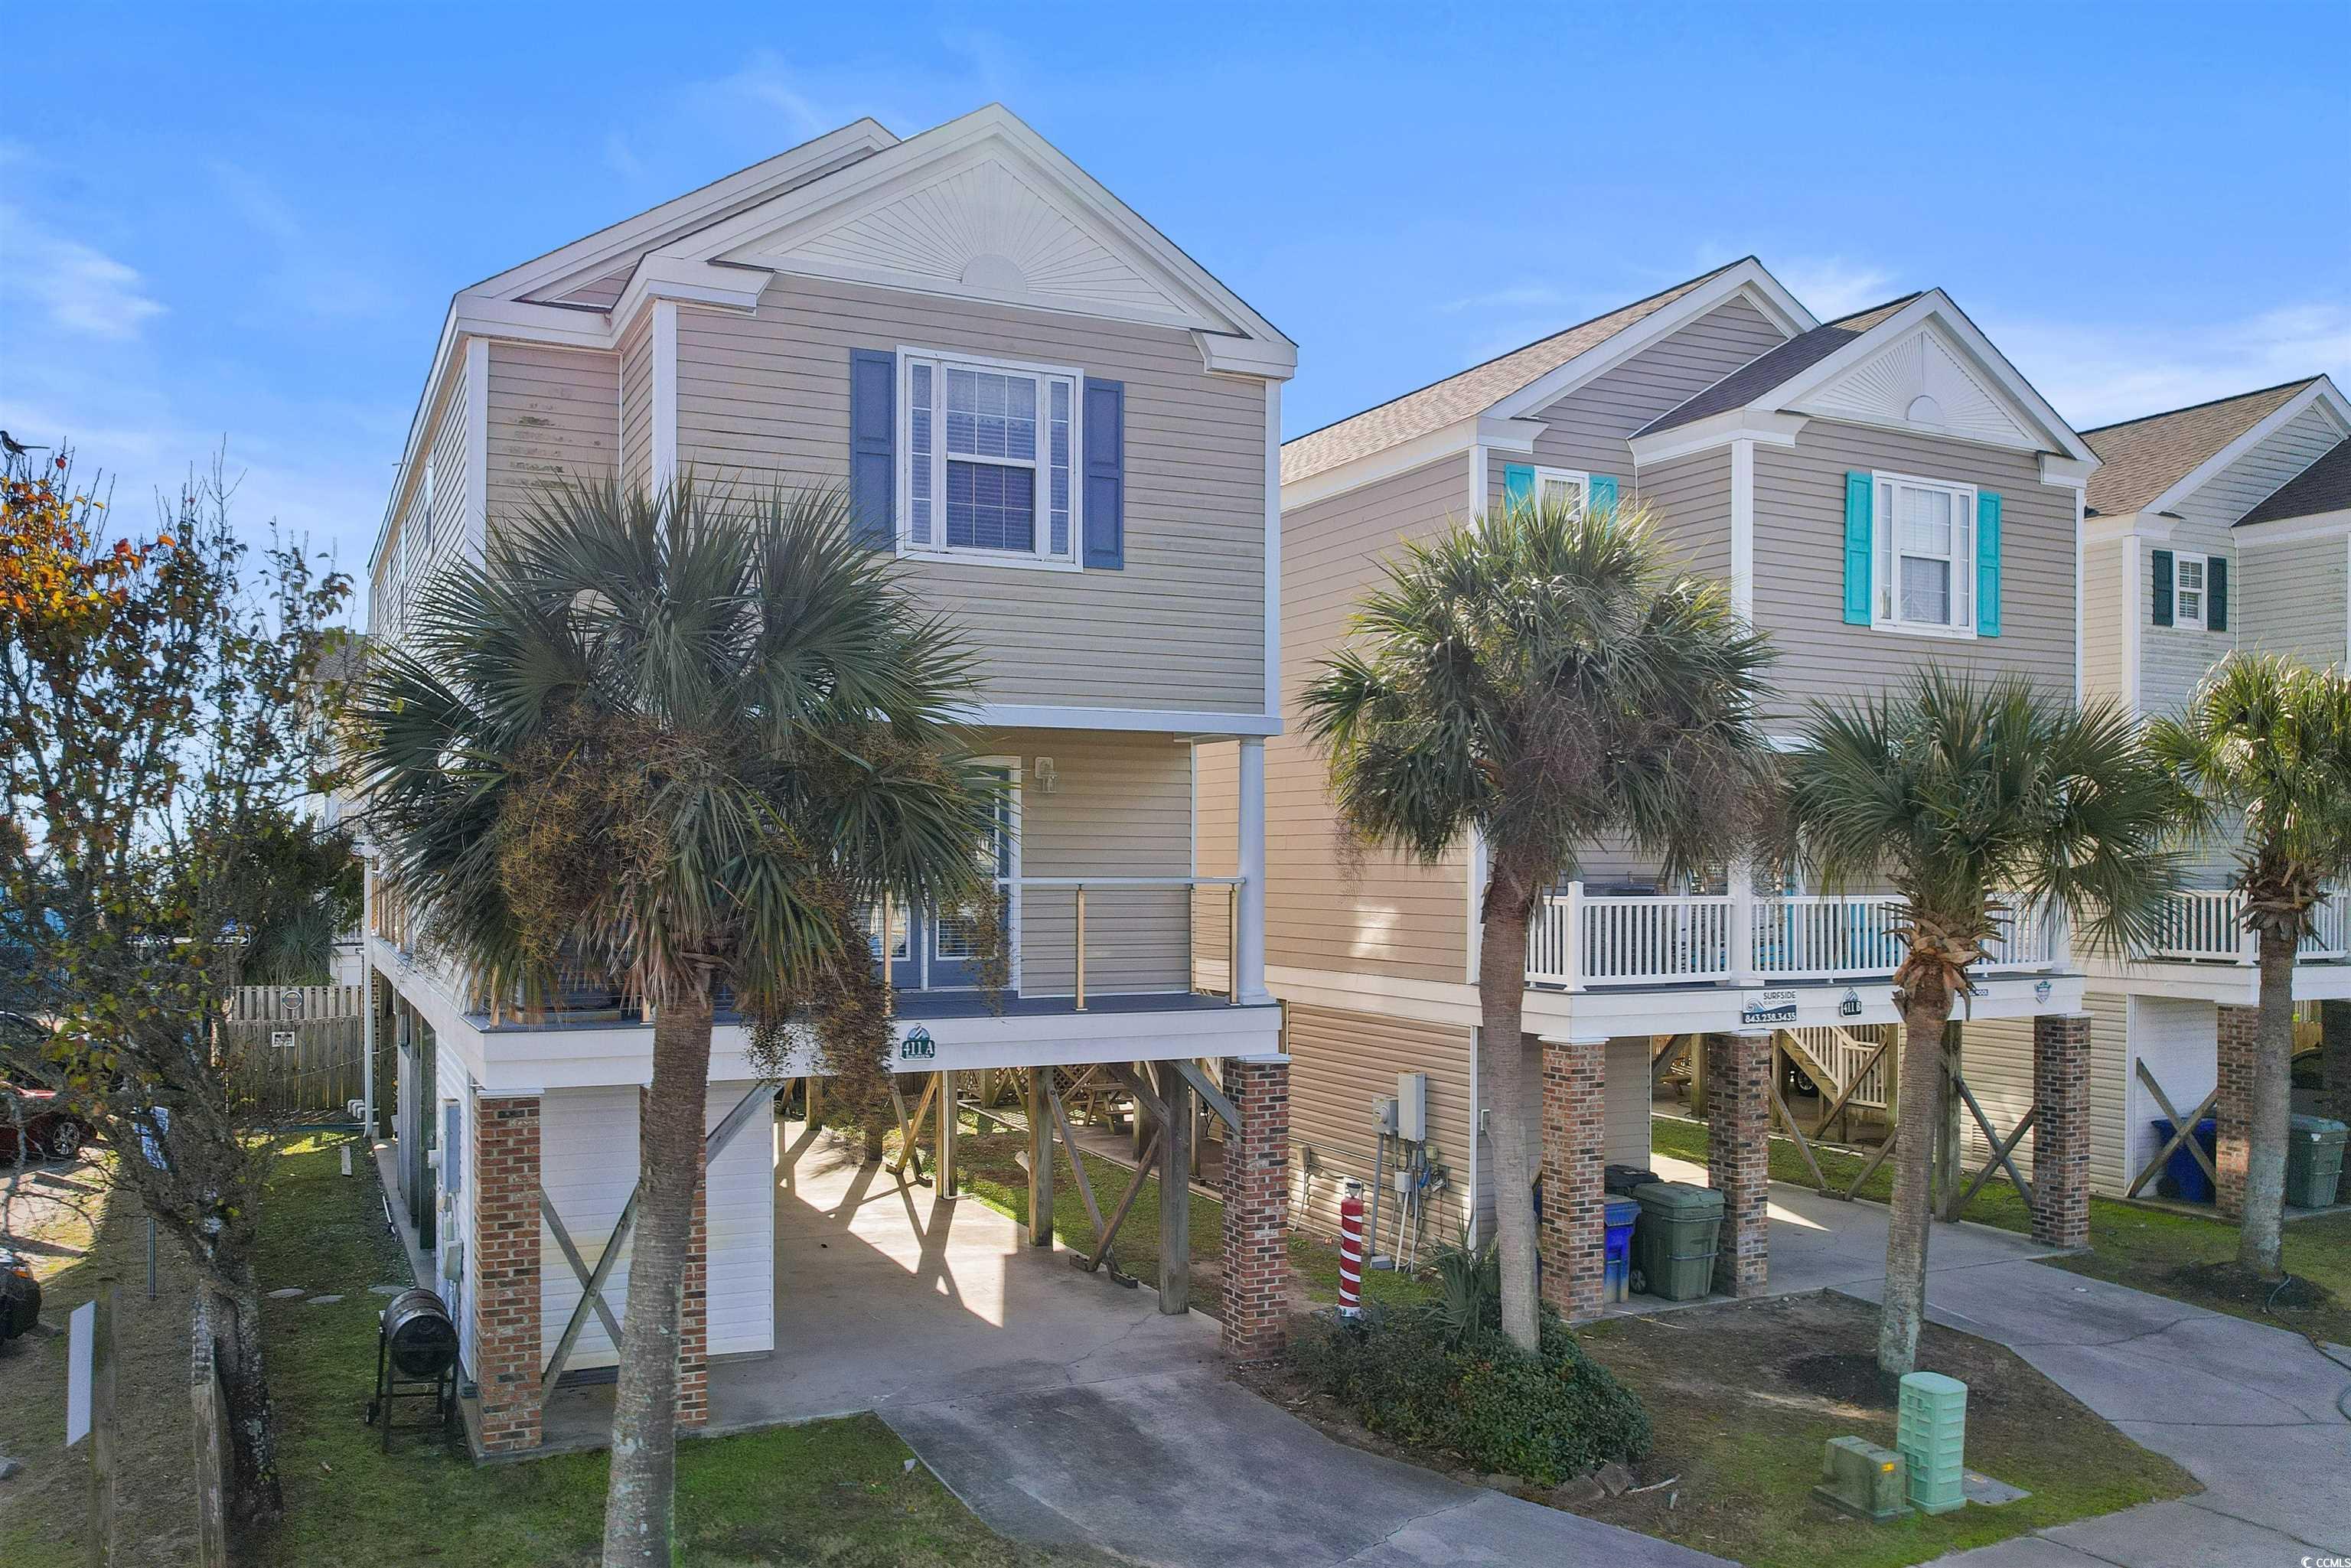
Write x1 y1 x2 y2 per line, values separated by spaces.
1236 736 1272 1005
1728 858 1760 986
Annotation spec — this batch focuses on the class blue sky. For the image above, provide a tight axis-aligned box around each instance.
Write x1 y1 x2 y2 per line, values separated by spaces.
5 3 2346 620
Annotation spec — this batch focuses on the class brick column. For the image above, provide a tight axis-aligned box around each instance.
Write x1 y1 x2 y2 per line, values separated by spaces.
1538 1037 1606 1322
472 1094 543 1454
1705 1032 1769 1296
1219 1058 1291 1361
645 1086 711 1430
2215 1004 2259 1218
2321 999 2351 1130
2031 1014 2092 1248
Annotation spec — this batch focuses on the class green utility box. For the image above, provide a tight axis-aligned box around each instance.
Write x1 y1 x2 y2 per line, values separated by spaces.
1812 1436 1909 1523
1629 1181 1723 1302
1896 1372 1968 1515
2285 1115 2347 1209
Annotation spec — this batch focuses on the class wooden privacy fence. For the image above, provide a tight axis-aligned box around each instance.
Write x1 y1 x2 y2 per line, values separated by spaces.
225 984 364 1022
224 1015 364 1120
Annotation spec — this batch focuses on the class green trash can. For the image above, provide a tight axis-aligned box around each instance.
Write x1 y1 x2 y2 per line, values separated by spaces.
1629 1181 1723 1302
2285 1115 2347 1208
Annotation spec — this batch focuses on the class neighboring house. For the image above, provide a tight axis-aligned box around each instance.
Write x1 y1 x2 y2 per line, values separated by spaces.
1202 258 2104 1316
2063 375 2351 1214
358 105 1297 1453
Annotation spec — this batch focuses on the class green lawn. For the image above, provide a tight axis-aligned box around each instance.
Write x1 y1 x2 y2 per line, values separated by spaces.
183 1136 1103 1568
948 1120 1440 1312
1653 1112 2351 1349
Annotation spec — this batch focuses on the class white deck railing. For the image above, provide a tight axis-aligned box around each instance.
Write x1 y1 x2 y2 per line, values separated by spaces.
1527 884 2064 990
2147 888 2351 964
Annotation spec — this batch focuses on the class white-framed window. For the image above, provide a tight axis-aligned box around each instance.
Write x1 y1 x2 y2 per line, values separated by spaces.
898 348 1081 570
1533 465 1588 513
1873 471 1978 638
2171 552 2208 631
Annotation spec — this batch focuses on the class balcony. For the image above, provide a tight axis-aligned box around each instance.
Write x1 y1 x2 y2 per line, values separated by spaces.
1526 884 2063 991
2144 888 2351 966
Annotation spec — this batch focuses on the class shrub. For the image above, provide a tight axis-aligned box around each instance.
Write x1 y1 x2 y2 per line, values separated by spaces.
1292 1306 1650 1485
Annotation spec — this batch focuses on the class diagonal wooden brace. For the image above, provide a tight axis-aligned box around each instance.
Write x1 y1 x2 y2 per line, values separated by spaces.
1954 1074 2035 1210
2127 1060 2221 1198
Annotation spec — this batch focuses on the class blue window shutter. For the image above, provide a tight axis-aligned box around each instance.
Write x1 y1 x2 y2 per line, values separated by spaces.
2150 548 2173 626
1083 379 1124 569
1503 465 1534 514
2208 555 2229 631
848 349 895 547
1975 491 2002 637
1843 471 1873 625
1588 474 1619 516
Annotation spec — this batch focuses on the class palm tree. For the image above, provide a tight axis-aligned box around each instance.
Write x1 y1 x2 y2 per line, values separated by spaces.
2144 654 2351 1276
1785 670 2185 1374
349 476 999 1568
1302 497 1776 1351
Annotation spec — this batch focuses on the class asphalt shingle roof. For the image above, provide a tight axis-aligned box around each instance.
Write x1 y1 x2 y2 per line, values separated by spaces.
1279 260 1753 487
2237 432 2351 526
1633 295 1922 437
2080 379 2320 518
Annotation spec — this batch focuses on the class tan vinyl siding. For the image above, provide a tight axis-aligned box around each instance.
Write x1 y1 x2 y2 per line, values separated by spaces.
2081 536 2126 706
484 342 619 538
1275 454 1474 984
1957 999 2131 1194
1285 1002 1475 1245
2239 533 2348 668
1486 296 1792 516
1632 447 1733 581
430 373 471 559
673 275 1268 716
1191 740 1238 994
979 728 1193 998
1958 1017 2038 1179
1750 421 2075 721
618 311 654 495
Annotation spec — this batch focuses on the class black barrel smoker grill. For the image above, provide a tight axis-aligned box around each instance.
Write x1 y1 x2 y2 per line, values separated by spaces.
367 1286 458 1450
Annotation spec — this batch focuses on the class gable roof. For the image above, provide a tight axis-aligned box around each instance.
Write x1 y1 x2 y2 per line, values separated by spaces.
2079 379 2320 517
1280 260 1755 486
1635 295 1921 436
2240 432 2351 526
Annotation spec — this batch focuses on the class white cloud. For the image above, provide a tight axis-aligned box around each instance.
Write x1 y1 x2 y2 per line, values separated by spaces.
0 205 165 341
1988 299 2351 429
1777 256 1898 321
1437 282 1567 315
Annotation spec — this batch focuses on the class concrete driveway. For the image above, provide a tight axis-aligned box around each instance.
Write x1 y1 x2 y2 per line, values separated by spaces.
742 1125 1725 1567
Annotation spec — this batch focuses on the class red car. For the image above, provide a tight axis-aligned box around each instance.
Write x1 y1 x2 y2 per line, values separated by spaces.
0 1084 90 1165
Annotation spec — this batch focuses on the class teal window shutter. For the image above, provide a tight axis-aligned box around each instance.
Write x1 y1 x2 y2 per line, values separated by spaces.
2209 556 2229 631
1589 474 1619 516
1503 464 1534 514
1975 491 2002 637
1843 471 1873 625
2150 548 2173 626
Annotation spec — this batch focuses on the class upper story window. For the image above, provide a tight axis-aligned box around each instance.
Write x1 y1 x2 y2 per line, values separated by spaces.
1534 466 1587 513
2172 553 2207 630
1873 472 1978 638
900 350 1080 570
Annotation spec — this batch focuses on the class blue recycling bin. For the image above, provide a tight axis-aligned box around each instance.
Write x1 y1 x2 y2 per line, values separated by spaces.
1603 1198 1641 1303
2150 1116 2218 1205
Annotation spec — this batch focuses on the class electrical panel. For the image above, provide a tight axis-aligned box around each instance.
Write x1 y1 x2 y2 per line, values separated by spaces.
1395 1072 1428 1142
1372 1096 1397 1135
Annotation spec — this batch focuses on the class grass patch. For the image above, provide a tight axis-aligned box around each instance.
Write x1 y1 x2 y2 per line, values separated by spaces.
2 1134 1104 1568
948 1120 1438 1313
1654 1112 2351 1349
1568 1293 2195 1568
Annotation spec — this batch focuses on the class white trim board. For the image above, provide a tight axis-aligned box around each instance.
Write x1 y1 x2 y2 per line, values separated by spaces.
964 703 1281 736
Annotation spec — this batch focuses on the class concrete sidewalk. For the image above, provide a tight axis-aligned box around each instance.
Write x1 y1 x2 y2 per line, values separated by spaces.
1863 1250 2351 1564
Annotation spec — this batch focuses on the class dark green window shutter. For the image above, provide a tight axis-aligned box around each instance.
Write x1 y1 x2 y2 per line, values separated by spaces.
1844 471 1873 625
1975 491 2002 637
2150 547 2173 627
2208 556 2229 631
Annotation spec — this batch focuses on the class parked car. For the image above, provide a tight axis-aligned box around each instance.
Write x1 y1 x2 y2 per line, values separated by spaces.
0 1083 90 1164
0 1251 39 1340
